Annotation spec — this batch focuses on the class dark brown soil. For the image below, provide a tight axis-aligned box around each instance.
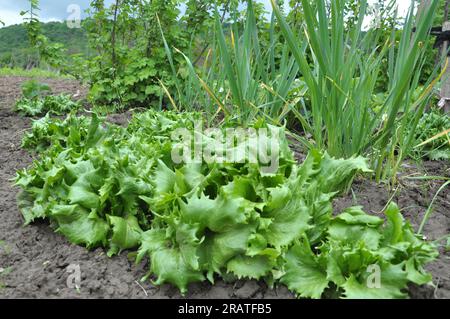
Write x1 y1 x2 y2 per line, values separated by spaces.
0 76 448 299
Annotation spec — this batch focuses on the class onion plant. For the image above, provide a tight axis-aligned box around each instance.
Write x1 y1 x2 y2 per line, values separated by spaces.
161 0 440 181
271 0 440 181
160 1 300 125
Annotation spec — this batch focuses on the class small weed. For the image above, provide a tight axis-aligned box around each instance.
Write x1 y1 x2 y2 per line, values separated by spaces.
0 240 11 255
0 267 13 276
0 266 13 290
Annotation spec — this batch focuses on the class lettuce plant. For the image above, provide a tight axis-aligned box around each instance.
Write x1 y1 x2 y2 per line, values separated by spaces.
15 110 438 298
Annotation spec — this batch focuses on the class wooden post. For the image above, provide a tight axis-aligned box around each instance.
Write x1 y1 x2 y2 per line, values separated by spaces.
440 21 450 114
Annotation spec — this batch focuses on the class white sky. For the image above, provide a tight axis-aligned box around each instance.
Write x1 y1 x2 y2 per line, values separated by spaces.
0 0 414 28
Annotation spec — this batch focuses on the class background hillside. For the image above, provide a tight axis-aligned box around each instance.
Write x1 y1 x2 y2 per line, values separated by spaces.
0 22 87 68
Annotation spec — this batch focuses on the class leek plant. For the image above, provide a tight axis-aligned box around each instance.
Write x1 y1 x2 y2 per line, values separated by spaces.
160 1 300 125
210 1 300 124
161 0 439 181
271 0 440 182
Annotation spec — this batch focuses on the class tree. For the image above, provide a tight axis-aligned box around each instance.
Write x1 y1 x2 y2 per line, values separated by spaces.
22 0 67 71
84 0 189 107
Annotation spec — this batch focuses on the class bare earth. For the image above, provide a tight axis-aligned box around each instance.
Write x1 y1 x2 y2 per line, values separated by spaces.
0 76 448 299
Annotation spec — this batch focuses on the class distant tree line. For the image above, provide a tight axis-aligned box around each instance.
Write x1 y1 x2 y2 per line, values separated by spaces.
0 21 88 69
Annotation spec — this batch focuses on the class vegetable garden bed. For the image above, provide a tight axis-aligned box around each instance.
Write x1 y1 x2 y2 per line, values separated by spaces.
0 77 448 299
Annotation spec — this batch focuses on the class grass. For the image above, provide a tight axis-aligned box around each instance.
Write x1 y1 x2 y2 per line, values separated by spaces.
0 67 73 79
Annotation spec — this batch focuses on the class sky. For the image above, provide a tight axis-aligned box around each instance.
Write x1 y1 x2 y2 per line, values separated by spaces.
0 0 412 28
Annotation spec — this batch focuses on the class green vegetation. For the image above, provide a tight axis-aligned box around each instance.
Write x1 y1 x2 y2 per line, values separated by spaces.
271 0 438 181
20 79 51 100
21 114 89 152
15 94 80 117
0 22 87 69
15 110 437 297
13 79 80 116
6 0 449 299
0 266 13 290
83 0 190 108
0 67 71 78
158 0 446 182
161 1 300 124
413 109 450 160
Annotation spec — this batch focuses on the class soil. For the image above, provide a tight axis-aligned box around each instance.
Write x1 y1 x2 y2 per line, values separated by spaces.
0 76 448 299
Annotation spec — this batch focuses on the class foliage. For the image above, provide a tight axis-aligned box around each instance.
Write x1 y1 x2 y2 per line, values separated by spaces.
283 203 438 299
20 0 67 71
15 110 437 297
162 0 299 124
20 79 51 100
15 110 199 240
9 0 447 299
15 94 80 117
435 0 449 26
271 0 440 182
83 0 189 108
166 0 442 181
0 22 87 69
22 113 89 152
13 79 79 116
412 109 450 160
14 0 256 109
371 0 446 91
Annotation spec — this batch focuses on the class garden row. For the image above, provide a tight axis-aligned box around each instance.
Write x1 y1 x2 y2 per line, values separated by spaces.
14 110 438 297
